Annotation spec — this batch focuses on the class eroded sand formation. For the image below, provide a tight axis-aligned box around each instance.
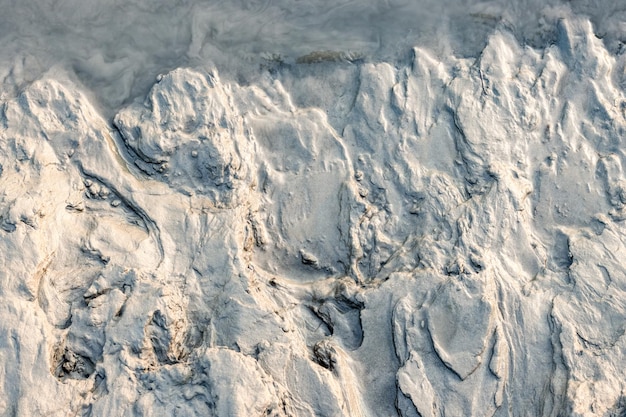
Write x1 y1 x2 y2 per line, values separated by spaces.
2 17 626 416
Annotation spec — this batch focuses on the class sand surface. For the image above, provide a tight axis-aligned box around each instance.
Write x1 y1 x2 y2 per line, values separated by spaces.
1 2 626 416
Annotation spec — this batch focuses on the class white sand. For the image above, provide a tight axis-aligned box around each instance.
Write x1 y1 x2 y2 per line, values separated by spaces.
1 2 626 416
